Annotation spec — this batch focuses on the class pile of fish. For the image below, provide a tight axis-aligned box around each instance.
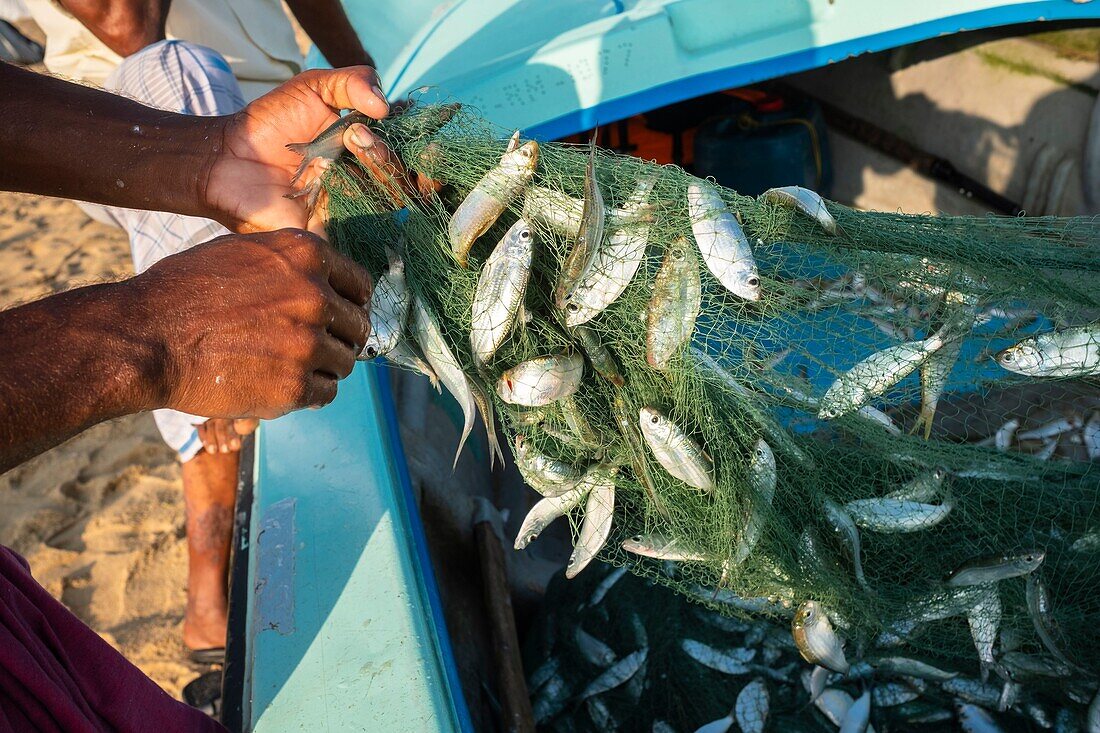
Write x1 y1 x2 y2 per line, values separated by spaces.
526 561 1100 732
296 107 1100 721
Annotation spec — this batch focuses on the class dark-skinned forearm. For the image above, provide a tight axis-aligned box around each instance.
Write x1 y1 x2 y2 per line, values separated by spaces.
58 0 170 57
284 0 373 69
0 63 223 222
0 280 168 473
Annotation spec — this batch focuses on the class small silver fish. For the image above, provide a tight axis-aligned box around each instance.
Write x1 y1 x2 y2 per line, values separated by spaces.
496 352 585 406
873 657 959 681
587 565 628 607
448 131 539 267
513 435 585 496
528 658 559 692
1018 415 1082 441
995 324 1100 378
733 439 777 564
578 648 648 700
646 237 702 370
586 698 618 731
575 626 616 667
809 665 830 702
513 481 589 549
957 702 1004 733
570 324 625 386
914 337 963 439
967 585 1001 682
567 469 617 578
638 406 715 491
946 549 1045 586
559 395 604 450
687 180 760 301
622 532 710 562
556 136 607 307
412 297 477 469
872 681 925 707
360 248 408 360
819 330 948 419
376 336 440 391
735 678 769 733
468 377 505 468
792 600 849 673
694 708 735 733
612 396 669 519
1001 652 1074 679
940 678 1004 707
562 174 657 325
886 467 948 503
681 639 756 675
470 219 533 368
531 673 569 723
841 690 871 733
762 185 838 234
1025 572 1077 670
814 689 860 729
843 496 953 533
822 499 870 591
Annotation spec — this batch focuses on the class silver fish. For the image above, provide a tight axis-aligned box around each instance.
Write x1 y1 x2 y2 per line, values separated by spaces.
735 678 769 733
638 406 715 491
687 180 760 301
570 324 625 386
998 679 1020 712
469 377 505 468
522 185 584 237
556 137 607 307
562 174 657 325
1026 572 1077 670
815 689 878 732
819 329 948 419
967 585 1001 682
733 439 777 564
360 248 408 360
613 396 669 519
531 673 569 723
567 468 617 578
946 549 1045 586
792 600 849 673
886 467 948 503
412 296 476 469
1001 652 1074 679
941 678 1004 707
588 565 628 607
995 324 1100 378
496 352 585 406
843 496 953 533
694 709 735 733
762 185 838 234
873 657 959 681
622 532 710 562
528 658 559 692
914 336 963 439
575 626 616 667
513 435 585 496
958 703 1004 733
681 639 755 675
513 481 589 549
873 681 924 707
448 131 539 267
470 219 533 368
559 395 604 450
646 237 702 370
841 690 871 733
587 698 618 731
809 665 831 703
1018 416 1082 441
377 336 440 392
578 648 648 700
822 500 870 591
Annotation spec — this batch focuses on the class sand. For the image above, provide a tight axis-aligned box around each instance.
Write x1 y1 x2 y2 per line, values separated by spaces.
0 190 205 699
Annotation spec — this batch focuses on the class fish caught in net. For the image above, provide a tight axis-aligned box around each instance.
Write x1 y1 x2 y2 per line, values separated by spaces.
301 102 1100 720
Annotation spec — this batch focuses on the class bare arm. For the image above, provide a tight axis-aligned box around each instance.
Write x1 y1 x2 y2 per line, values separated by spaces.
0 230 372 474
284 0 373 69
58 0 169 58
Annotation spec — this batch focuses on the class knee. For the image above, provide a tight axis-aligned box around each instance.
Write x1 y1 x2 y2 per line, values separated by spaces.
110 40 246 115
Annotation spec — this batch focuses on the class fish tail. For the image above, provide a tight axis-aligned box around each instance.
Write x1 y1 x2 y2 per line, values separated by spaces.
285 141 311 157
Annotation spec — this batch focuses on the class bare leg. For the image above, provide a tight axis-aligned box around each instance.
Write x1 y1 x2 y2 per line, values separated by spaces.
180 450 237 651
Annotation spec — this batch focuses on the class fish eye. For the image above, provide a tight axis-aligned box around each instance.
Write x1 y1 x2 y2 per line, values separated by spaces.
567 302 579 312
650 415 660 424
1001 352 1014 362
631 535 642 543
748 277 760 287
520 229 531 239
365 346 377 358
528 534 537 543
673 248 684 260
1025 554 1035 562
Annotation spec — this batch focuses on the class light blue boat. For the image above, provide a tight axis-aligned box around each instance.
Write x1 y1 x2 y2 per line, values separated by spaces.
231 3 1100 731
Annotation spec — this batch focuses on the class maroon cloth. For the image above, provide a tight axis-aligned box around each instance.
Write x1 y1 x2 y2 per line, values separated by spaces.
0 545 226 733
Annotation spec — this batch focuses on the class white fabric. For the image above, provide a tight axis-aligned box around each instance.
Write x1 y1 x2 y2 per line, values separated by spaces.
24 0 302 101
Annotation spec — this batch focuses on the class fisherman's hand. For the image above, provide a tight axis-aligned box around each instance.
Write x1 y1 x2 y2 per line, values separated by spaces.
136 229 372 419
203 66 412 236
197 418 259 454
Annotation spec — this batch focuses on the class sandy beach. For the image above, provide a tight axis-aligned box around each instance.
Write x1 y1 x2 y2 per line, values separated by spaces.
0 190 205 698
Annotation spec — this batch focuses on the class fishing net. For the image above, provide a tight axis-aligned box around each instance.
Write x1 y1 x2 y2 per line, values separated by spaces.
317 102 1100 715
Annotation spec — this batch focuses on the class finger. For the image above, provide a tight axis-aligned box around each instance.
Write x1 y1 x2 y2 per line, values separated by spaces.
213 419 232 453
300 373 338 410
326 285 371 351
234 418 259 436
342 124 415 206
325 246 374 306
301 67 388 120
225 421 242 452
197 422 218 454
311 331 358 380
306 188 330 241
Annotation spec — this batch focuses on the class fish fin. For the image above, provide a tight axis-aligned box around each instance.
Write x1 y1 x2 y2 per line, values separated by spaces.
285 141 311 157
505 130 521 154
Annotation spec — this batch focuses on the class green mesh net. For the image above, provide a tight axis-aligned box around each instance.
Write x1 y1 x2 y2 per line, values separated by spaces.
316 102 1100 725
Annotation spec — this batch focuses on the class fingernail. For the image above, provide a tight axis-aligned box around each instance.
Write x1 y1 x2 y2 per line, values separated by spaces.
221 444 229 453
206 445 216 454
372 84 387 105
349 124 374 151
231 440 240 450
